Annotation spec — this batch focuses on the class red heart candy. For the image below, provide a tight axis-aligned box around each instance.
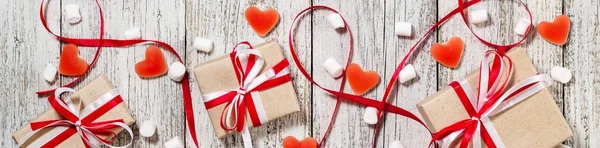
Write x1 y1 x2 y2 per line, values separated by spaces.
135 46 168 78
282 136 317 148
537 15 570 45
346 63 380 96
431 36 464 68
245 6 279 37
58 44 88 76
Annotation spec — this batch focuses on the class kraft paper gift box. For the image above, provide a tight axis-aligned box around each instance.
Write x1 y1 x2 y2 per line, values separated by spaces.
193 40 300 138
12 75 135 147
417 48 572 147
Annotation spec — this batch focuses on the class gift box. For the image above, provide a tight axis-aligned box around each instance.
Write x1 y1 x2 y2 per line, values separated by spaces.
417 48 572 147
193 40 300 138
12 75 135 147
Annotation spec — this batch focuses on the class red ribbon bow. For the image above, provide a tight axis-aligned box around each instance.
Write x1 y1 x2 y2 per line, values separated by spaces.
430 50 554 148
19 88 133 148
201 41 292 148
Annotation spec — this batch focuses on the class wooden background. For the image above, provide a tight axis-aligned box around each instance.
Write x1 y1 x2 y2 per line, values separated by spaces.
1 0 598 147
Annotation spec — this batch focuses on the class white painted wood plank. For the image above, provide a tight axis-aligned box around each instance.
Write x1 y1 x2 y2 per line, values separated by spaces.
59 0 186 147
311 0 386 147
185 0 311 147
0 0 61 147
564 0 600 147
382 0 437 147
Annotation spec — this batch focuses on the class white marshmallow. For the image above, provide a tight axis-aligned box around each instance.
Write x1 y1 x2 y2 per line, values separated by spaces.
469 9 488 24
164 136 184 148
395 22 412 37
363 107 379 125
139 120 156 138
398 64 416 83
168 62 186 82
327 13 345 29
389 140 406 148
64 4 81 24
551 66 572 83
124 27 141 40
322 57 344 78
193 37 213 52
514 18 531 36
43 63 57 83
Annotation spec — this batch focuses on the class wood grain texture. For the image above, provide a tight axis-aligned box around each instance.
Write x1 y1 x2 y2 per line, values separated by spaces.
310 0 386 147
564 0 600 147
2 0 599 147
0 0 61 147
382 0 437 147
185 0 311 147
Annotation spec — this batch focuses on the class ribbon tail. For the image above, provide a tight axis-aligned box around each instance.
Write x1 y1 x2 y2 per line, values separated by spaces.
241 125 254 148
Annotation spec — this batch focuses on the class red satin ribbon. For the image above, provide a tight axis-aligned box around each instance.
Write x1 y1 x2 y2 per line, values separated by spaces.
30 95 124 147
203 41 292 132
288 0 533 147
37 0 200 147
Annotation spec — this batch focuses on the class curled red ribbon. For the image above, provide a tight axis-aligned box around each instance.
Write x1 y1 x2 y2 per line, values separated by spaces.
37 0 200 147
287 0 533 147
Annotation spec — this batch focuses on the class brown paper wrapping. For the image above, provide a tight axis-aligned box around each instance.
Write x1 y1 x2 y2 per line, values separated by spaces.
193 40 300 138
12 75 135 147
417 48 572 147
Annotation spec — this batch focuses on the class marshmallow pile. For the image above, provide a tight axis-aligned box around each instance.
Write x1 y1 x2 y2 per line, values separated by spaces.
64 4 81 24
168 62 186 82
469 9 488 24
193 37 213 53
139 120 157 138
124 27 141 40
395 22 412 37
389 140 406 148
43 63 58 83
363 107 379 125
322 58 344 78
327 13 345 29
551 66 572 83
164 136 184 148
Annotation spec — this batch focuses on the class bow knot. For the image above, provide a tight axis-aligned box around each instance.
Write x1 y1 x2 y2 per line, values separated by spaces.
433 50 554 148
237 88 248 95
18 88 133 148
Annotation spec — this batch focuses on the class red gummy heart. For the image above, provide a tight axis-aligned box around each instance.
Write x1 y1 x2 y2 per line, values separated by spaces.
245 6 279 37
431 36 464 68
58 44 88 76
135 46 168 78
282 136 317 148
346 63 380 96
538 15 570 45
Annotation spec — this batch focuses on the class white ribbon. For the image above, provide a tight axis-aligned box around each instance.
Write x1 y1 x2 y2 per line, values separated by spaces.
17 87 133 148
438 51 554 148
202 47 290 148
